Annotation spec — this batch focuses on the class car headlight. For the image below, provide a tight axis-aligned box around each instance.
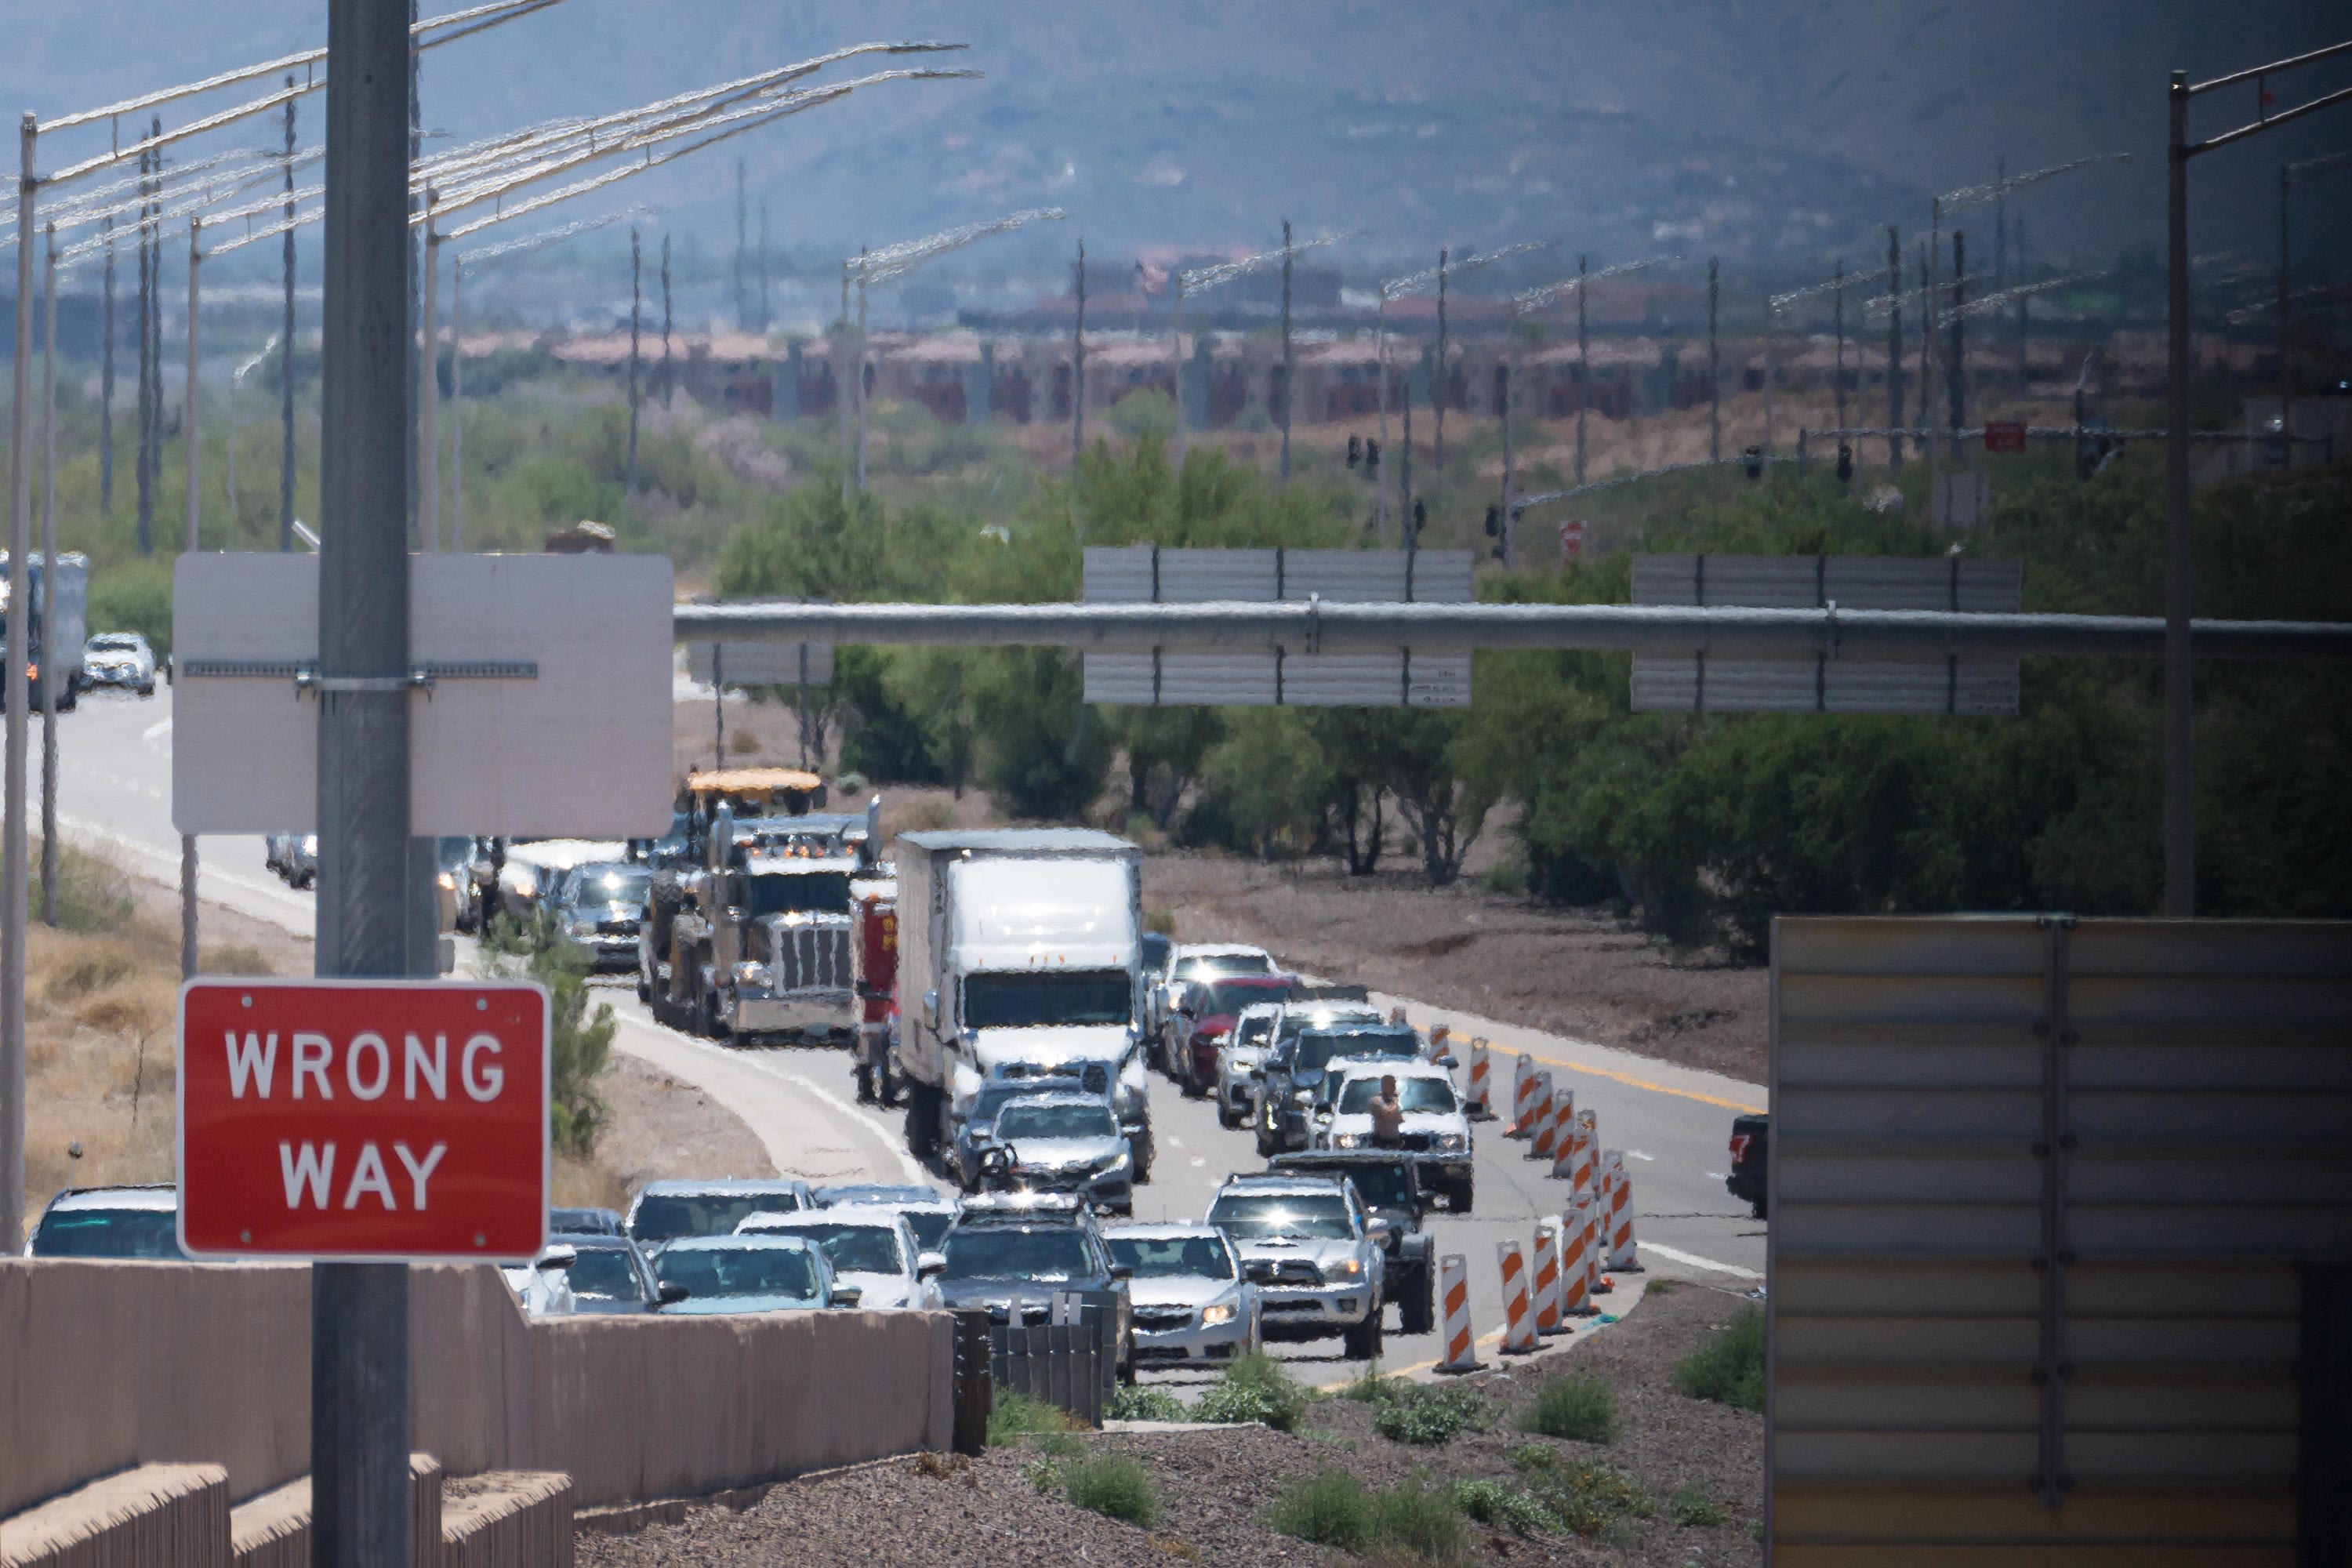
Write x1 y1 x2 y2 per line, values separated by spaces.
1200 1302 1236 1327
1436 1133 1468 1152
1334 1258 1362 1278
1102 1145 1132 1172
732 961 767 986
436 871 456 891
1330 1132 1364 1149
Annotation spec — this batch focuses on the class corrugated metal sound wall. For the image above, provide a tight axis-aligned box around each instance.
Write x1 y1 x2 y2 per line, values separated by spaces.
1769 916 2352 1566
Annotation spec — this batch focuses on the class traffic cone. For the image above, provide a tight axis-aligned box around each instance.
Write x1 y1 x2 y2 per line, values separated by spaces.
1497 1239 1539 1353
1465 1037 1494 1120
1532 1218 1565 1335
1434 1253 1481 1374
1530 1076 1559 1161
1508 1054 1536 1137
1558 1204 1594 1317
1548 1087 1579 1178
1605 1150 1642 1271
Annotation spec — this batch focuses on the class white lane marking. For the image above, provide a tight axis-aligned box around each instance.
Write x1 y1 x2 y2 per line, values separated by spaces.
142 717 173 751
1625 1149 1655 1161
1163 1135 1187 1152
1638 1241 1762 1280
1189 1157 1205 1167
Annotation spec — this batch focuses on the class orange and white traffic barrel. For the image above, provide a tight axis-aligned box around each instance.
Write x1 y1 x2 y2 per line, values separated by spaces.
1548 1087 1579 1179
1434 1253 1480 1374
1605 1149 1642 1270
1496 1238 1539 1353
1579 1193 1610 1296
1465 1037 1493 1120
1569 1110 1599 1204
1530 1076 1559 1162
1557 1204 1593 1316
1508 1054 1537 1137
1532 1218 1565 1335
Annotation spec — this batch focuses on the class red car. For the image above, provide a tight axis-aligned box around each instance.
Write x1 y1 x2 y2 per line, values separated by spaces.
1174 974 1298 1097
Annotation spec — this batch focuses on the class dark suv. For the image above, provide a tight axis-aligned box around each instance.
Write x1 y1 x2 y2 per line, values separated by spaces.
1254 1022 1425 1156
1269 1152 1437 1336
934 1192 1136 1379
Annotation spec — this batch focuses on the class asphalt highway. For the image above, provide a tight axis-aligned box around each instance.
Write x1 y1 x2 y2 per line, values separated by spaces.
59 684 1766 1385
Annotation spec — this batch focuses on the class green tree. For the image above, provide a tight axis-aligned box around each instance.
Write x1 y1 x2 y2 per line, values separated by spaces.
481 911 615 1156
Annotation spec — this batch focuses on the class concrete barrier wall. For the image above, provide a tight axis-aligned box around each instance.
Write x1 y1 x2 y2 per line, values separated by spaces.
0 1261 953 1519
0 1464 231 1568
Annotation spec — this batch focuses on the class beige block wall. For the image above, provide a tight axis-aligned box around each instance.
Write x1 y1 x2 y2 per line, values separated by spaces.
2 1261 953 1520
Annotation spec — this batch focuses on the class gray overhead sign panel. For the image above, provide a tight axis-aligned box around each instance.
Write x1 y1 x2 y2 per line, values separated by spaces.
688 640 834 688
1629 553 2024 715
1769 916 2352 1560
173 553 675 837
1080 546 1472 707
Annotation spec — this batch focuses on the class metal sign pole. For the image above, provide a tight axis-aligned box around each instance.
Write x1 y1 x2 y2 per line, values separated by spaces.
314 2 416 1564
2163 71 2194 916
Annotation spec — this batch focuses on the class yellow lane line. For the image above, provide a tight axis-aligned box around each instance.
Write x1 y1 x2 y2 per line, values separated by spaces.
1519 1051 1765 1115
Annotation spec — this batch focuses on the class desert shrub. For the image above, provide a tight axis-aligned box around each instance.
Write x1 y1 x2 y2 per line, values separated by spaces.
1668 1486 1725 1526
1671 1306 1766 1413
1266 1469 1468 1566
1265 1469 1373 1551
1510 1446 1653 1537
1449 1478 1557 1537
1107 1385 1186 1423
987 1388 1083 1448
1516 1372 1617 1443
1062 1455 1160 1526
1195 1348 1311 1432
1371 1385 1491 1446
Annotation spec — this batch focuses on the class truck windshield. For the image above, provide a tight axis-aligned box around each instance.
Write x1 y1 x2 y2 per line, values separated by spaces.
33 1207 185 1259
630 1190 803 1244
743 872 851 916
1208 1193 1354 1240
1337 1077 1457 1115
964 971 1131 1029
941 1226 1094 1283
1105 1233 1235 1281
655 1244 821 1301
996 1102 1117 1142
570 867 651 908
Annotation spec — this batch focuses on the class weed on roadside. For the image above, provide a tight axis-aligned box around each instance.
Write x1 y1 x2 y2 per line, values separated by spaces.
1509 1446 1653 1537
1266 1469 1469 1566
1673 1305 1766 1412
1516 1372 1617 1443
1107 1385 1187 1423
1062 1455 1161 1527
1194 1348 1311 1432
1371 1384 1492 1446
987 1388 1084 1448
1668 1486 1725 1526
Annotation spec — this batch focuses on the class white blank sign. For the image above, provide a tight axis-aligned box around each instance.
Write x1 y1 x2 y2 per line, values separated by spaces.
173 553 675 837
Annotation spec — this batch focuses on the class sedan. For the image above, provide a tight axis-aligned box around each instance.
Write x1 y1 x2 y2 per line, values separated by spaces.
651 1235 863 1314
1102 1225 1259 1369
554 1235 682 1315
80 632 156 696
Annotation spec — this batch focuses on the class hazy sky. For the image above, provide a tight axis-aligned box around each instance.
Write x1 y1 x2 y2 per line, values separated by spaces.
5 2 2347 296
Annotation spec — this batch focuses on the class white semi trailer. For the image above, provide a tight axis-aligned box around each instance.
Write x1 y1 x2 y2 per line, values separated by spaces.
891 829 1152 1180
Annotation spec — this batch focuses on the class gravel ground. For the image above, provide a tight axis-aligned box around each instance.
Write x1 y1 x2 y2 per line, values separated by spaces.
578 1282 1762 1568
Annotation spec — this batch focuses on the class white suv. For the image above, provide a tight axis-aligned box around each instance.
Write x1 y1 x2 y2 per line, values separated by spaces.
1215 1000 1285 1129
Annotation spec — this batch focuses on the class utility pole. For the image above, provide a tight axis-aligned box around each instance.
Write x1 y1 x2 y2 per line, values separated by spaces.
1947 231 1966 461
1071 239 1086 466
837 260 853 502
2014 214 2031 394
100 215 115 517
182 215 202 981
853 262 869 492
1279 218 1294 481
136 133 154 557
734 157 748 328
4 107 31 1251
448 257 463 549
756 201 770 331
40 225 58 928
147 118 163 555
1993 154 2008 299
659 234 673 409
1886 227 1904 471
314 2 418 1566
1832 258 1847 452
1573 253 1589 485
1434 248 1449 470
626 227 641 495
1706 256 1719 464
281 80 298 552
2165 70 2191 918
1169 272 1187 474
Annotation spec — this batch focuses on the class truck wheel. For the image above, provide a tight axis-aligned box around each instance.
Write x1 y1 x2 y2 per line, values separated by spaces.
905 1081 941 1160
1401 1269 1435 1336
1448 1179 1474 1216
1342 1299 1384 1361
1254 1116 1276 1160
1217 1098 1242 1131
1130 1131 1154 1185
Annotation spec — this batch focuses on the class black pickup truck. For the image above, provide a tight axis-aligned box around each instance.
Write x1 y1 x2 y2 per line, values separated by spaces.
1269 1151 1437 1336
1726 1113 1768 1218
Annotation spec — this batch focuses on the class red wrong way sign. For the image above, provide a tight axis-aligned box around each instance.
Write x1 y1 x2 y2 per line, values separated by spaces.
1983 419 2028 455
177 978 550 1262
